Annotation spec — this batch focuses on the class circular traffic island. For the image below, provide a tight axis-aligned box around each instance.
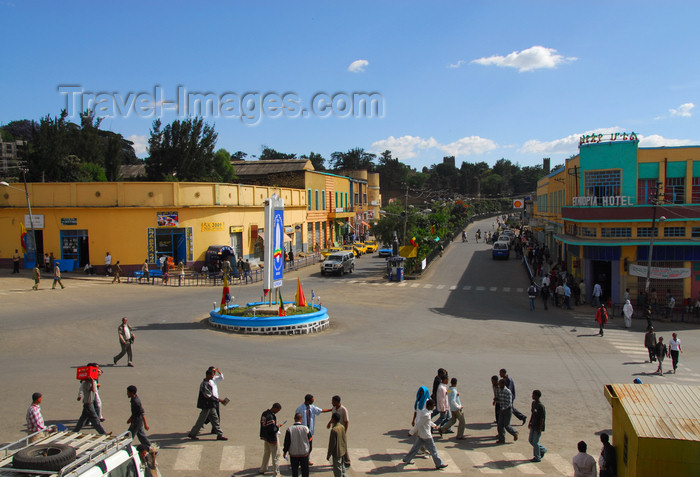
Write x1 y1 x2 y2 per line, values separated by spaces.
209 301 329 335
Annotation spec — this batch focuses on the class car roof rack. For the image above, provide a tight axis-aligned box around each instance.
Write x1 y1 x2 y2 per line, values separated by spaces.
0 427 134 477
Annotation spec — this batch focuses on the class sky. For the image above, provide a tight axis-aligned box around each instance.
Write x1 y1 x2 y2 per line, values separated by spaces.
2 1 700 171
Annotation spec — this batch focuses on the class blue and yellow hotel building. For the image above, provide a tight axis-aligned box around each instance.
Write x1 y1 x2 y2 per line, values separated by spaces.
534 133 700 305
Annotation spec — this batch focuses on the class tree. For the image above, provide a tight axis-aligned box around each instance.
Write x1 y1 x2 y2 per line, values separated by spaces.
145 117 219 181
212 148 236 182
330 147 376 170
259 146 296 160
300 152 326 171
230 151 247 161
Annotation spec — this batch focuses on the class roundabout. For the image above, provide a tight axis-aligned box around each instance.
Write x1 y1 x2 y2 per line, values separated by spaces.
208 301 330 335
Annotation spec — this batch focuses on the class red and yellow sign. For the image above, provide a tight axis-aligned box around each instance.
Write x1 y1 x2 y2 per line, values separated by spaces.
513 199 524 209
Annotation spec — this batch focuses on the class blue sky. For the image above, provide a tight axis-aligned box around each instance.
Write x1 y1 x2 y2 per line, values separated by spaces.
2 1 700 170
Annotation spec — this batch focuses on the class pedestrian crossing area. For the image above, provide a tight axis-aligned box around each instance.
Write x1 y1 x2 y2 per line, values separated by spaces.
346 279 525 294
165 444 576 474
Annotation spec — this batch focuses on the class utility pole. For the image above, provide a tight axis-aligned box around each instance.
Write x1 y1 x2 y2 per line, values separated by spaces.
644 181 664 294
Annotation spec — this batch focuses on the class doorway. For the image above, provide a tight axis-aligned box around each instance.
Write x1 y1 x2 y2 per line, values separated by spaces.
592 260 612 303
155 228 187 265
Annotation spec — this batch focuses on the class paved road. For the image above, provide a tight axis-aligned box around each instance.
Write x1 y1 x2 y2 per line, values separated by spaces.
2 217 698 476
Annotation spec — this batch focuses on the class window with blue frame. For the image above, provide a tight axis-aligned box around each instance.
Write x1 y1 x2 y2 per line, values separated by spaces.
637 227 658 238
601 227 632 238
663 226 686 237
637 179 658 205
584 170 621 200
665 177 685 204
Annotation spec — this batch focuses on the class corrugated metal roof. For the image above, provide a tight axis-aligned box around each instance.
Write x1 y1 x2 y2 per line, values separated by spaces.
232 159 313 175
608 383 700 441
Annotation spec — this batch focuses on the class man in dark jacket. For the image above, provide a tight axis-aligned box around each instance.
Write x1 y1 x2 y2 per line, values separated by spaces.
528 390 546 462
599 433 616 477
499 369 527 423
259 403 282 476
188 368 227 440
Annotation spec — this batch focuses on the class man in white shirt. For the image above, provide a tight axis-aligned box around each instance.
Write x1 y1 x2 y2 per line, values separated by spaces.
668 333 683 373
572 440 597 477
402 400 448 470
439 378 466 439
206 367 224 433
105 251 112 276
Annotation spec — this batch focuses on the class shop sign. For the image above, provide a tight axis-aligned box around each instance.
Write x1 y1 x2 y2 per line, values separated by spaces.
157 211 179 227
579 131 638 147
61 218 77 226
201 222 224 232
572 196 634 206
230 226 243 233
629 264 690 279
335 207 344 213
284 226 294 233
24 214 44 229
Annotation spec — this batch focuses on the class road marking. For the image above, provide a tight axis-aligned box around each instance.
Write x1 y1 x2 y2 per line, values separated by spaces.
424 284 433 289
348 448 376 473
476 286 486 291
385 282 394 286
503 452 544 474
516 288 524 293
463 286 472 290
545 452 572 475
411 283 421 288
467 450 502 473
438 450 461 473
503 287 511 292
173 445 202 471
489 287 498 292
436 285 445 289
450 285 457 290
219 445 245 471
398 282 408 287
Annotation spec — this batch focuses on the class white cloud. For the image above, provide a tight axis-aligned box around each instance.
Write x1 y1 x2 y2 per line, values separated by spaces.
670 102 695 117
448 60 465 69
471 45 577 73
519 127 621 155
370 134 496 159
347 59 369 73
128 134 148 156
638 134 696 148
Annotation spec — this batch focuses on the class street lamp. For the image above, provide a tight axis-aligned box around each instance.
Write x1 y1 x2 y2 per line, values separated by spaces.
1 170 37 268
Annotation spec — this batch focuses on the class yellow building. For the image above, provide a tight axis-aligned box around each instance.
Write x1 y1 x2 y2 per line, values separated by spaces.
0 182 307 271
605 383 700 476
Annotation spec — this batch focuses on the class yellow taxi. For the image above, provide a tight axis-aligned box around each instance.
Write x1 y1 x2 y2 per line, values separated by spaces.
353 242 368 254
320 246 343 257
364 240 378 253
342 244 361 257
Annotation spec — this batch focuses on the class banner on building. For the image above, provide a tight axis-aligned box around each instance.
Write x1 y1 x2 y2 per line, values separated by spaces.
629 264 690 280
513 199 524 209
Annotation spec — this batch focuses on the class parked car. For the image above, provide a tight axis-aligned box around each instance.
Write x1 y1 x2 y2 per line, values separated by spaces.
492 241 510 260
378 248 392 257
353 242 368 254
342 244 361 257
320 251 355 275
321 246 343 257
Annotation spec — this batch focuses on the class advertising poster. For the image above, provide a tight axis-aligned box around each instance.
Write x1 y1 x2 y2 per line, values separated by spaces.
273 208 284 287
157 211 179 227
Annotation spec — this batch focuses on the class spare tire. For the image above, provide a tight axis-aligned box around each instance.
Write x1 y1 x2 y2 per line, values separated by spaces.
13 443 77 472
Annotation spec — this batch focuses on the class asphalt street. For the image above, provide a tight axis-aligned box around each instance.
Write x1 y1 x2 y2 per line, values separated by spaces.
2 217 699 476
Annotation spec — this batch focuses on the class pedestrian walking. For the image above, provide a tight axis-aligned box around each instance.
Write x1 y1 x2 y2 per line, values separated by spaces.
599 433 616 477
243 259 252 283
51 263 65 289
105 251 112 276
644 305 653 328
655 336 667 375
592 282 602 307
283 412 312 477
644 327 657 363
113 317 135 367
205 367 225 433
495 379 519 444
112 261 122 283
259 403 282 476
435 375 450 428
141 260 150 281
187 368 227 440
668 332 683 373
665 290 676 320
26 392 49 443
564 282 573 309
528 390 546 462
579 279 587 304
126 385 151 448
12 249 20 274
295 394 331 465
499 369 527 424
572 441 597 477
32 263 40 290
439 377 466 439
74 375 107 435
402 400 448 470
44 252 50 272
623 299 633 328
491 375 500 423
327 413 349 477
540 282 550 310
327 396 350 467
595 304 608 336
430 368 447 416
85 362 104 422
527 282 537 311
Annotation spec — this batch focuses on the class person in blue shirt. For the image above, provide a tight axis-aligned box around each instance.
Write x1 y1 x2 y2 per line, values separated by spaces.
295 394 331 465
